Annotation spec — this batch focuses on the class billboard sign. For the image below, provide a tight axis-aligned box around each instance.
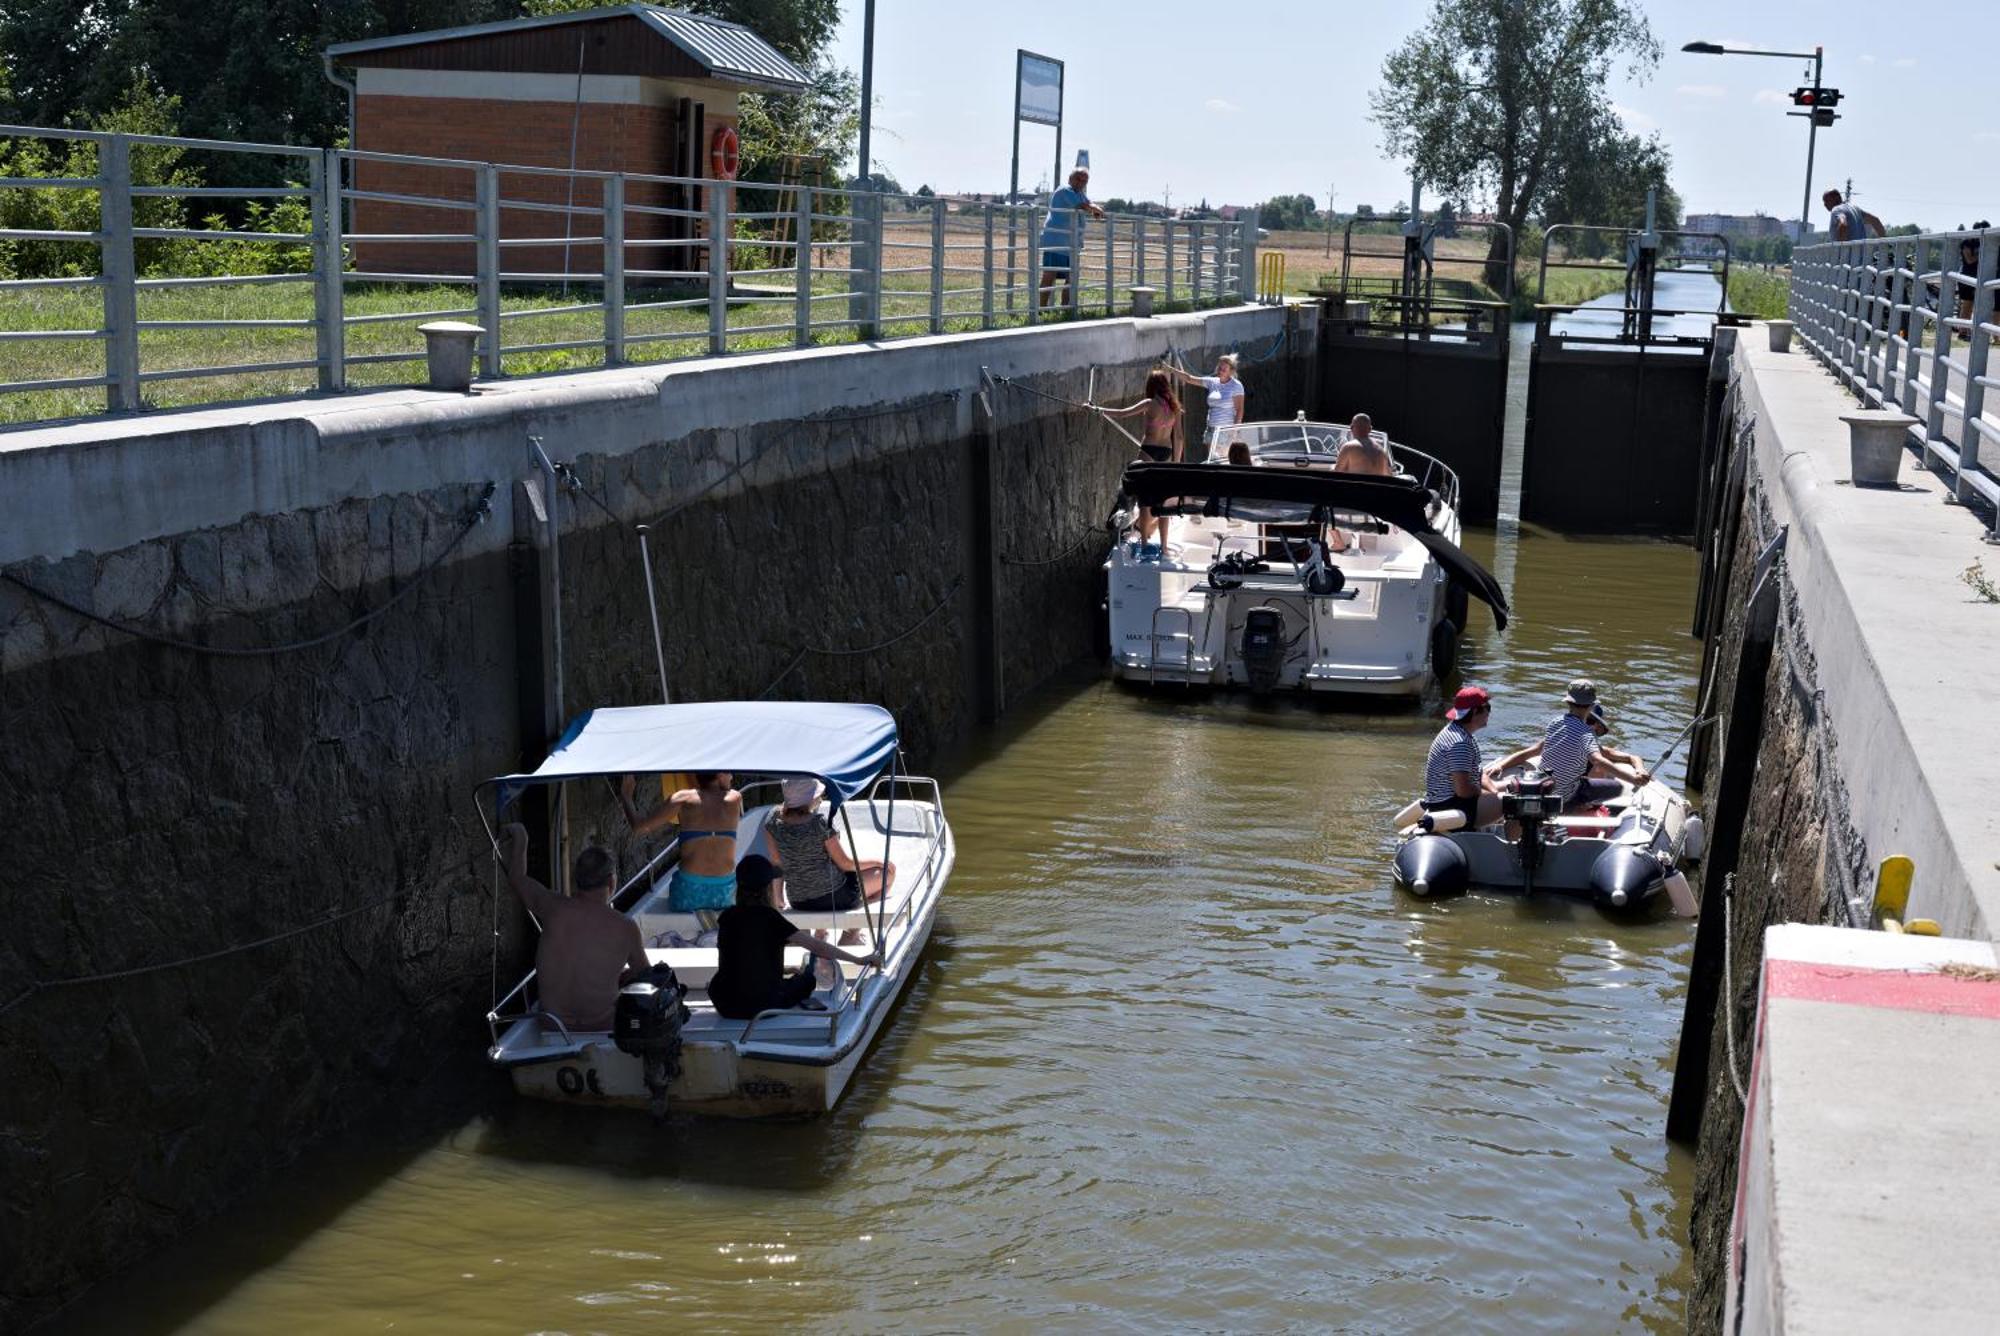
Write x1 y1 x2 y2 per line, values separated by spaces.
1017 51 1063 127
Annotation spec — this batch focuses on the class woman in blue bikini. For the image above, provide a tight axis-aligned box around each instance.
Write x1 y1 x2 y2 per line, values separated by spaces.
620 770 743 912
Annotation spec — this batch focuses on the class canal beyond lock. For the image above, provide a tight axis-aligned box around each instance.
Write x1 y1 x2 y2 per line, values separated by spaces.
69 286 1713 1334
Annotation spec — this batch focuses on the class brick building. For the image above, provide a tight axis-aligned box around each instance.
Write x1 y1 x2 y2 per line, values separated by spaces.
325 5 807 277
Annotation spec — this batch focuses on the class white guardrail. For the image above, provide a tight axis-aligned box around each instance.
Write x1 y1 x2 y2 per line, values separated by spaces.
0 124 1258 424
1789 227 1999 522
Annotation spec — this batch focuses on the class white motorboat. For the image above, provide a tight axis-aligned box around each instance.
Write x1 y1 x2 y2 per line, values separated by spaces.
1105 419 1509 695
1389 771 1704 911
479 701 952 1119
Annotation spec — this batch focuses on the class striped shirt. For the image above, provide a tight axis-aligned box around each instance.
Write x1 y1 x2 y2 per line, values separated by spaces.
1540 711 1600 797
1423 721 1482 804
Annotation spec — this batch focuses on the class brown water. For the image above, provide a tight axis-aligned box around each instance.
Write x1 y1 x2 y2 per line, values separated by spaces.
66 340 1705 1333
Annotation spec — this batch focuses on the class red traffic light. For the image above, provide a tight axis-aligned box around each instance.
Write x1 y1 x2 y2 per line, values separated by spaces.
1791 86 1842 107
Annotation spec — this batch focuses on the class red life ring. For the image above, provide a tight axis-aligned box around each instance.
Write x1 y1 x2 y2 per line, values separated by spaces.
709 125 739 181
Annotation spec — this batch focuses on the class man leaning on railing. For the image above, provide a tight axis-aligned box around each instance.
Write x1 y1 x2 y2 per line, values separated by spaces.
1038 164 1104 309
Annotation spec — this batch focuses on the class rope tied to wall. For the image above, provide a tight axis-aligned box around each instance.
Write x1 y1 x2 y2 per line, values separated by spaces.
1001 527 1110 568
2 483 496 659
757 576 966 699
0 845 498 1025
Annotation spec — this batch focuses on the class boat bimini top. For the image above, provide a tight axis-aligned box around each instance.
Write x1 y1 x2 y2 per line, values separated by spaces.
1118 461 1512 628
486 701 900 812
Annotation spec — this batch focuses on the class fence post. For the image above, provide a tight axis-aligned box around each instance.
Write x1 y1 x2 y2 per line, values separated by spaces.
1135 217 1147 295
603 174 626 365
1027 226 1041 326
795 185 813 348
99 133 140 413
930 196 945 335
1065 210 1081 318
312 149 346 391
1103 214 1116 316
1922 238 1954 457
475 164 501 379
1164 220 1175 309
981 204 995 330
1240 207 1260 303
1961 229 1996 510
708 183 729 355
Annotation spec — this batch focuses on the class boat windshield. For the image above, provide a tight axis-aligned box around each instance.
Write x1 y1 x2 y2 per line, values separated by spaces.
1206 420 1461 515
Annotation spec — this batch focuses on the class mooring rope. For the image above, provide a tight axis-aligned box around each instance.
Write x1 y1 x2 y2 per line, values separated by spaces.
2 483 495 659
757 577 966 699
0 845 497 1024
1001 527 1109 567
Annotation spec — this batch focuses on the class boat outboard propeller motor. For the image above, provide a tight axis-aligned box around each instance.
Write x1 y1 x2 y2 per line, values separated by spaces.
1240 607 1287 692
1499 774 1563 895
1589 845 1668 909
1394 834 1468 897
614 962 691 1120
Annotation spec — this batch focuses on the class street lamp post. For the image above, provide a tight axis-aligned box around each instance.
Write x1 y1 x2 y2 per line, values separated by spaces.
1682 41 1824 241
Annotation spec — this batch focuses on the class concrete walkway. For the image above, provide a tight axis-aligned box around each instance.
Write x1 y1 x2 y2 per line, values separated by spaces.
1737 330 2000 937
1727 923 2000 1332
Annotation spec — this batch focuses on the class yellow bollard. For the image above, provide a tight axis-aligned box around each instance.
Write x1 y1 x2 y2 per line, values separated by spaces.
1874 854 1915 932
1257 252 1286 303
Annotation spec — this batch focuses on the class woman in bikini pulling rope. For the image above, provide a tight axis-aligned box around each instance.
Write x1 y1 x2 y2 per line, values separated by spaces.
1099 368 1185 562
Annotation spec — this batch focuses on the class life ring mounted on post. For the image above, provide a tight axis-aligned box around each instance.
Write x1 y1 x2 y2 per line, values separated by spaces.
709 125 739 181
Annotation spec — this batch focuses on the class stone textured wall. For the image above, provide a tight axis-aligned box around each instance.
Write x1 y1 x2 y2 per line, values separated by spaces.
0 314 1307 1328
1683 480 1868 1336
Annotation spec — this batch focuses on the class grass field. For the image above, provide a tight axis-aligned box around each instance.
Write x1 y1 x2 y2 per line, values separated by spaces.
1727 266 1792 320
1252 227 1627 318
0 216 1240 426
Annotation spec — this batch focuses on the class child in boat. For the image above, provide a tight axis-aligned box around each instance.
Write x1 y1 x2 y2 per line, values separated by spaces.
706 855 881 1020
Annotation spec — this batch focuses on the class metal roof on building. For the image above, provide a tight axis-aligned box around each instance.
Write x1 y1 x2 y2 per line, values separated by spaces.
326 4 809 93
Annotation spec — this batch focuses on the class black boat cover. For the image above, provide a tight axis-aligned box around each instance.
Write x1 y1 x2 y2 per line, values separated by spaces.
1119 461 1510 628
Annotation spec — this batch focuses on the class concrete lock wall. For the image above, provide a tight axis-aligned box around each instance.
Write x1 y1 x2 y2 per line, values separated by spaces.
1676 331 2000 1333
0 301 1312 1327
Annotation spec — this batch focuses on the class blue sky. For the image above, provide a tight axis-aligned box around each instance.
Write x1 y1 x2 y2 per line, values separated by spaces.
828 0 1994 229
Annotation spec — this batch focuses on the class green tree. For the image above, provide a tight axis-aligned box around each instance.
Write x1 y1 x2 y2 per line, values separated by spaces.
1538 106 1679 257
1257 193 1319 232
1370 0 1661 287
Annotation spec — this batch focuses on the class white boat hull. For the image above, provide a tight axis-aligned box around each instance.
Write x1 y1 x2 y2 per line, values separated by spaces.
488 794 952 1119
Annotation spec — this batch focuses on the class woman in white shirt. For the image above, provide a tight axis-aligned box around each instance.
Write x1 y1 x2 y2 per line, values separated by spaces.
1169 354 1246 448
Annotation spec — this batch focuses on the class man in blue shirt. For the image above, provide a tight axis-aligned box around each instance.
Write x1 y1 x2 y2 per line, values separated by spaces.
1038 166 1104 309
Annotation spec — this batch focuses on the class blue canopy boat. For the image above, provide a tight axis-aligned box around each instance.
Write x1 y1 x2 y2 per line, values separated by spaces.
478 701 953 1119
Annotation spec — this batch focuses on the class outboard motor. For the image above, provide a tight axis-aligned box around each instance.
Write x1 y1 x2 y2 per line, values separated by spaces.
1240 607 1287 693
1590 845 1667 909
1500 773 1563 894
613 962 690 1120
1394 833 1469 898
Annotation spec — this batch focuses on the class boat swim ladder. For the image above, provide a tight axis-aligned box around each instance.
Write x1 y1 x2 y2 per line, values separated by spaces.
1149 605 1196 680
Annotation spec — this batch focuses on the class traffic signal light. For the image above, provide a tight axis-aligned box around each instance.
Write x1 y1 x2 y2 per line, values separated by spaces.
1812 108 1837 127
1791 86 1842 108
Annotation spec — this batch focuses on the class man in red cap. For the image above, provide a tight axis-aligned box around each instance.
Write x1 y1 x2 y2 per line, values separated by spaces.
1422 685 1503 829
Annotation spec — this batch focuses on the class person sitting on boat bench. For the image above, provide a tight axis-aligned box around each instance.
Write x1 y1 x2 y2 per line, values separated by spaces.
500 823 650 1033
619 770 743 913
763 777 893 946
1421 685 1504 830
1487 680 1650 811
707 855 883 1020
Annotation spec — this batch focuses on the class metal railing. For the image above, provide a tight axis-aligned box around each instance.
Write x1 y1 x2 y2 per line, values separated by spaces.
0 123 1257 425
1790 227 2000 522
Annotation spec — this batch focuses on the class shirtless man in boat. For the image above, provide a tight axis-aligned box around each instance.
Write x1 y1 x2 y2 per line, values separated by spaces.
1330 413 1392 551
501 823 651 1032
1334 413 1393 475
